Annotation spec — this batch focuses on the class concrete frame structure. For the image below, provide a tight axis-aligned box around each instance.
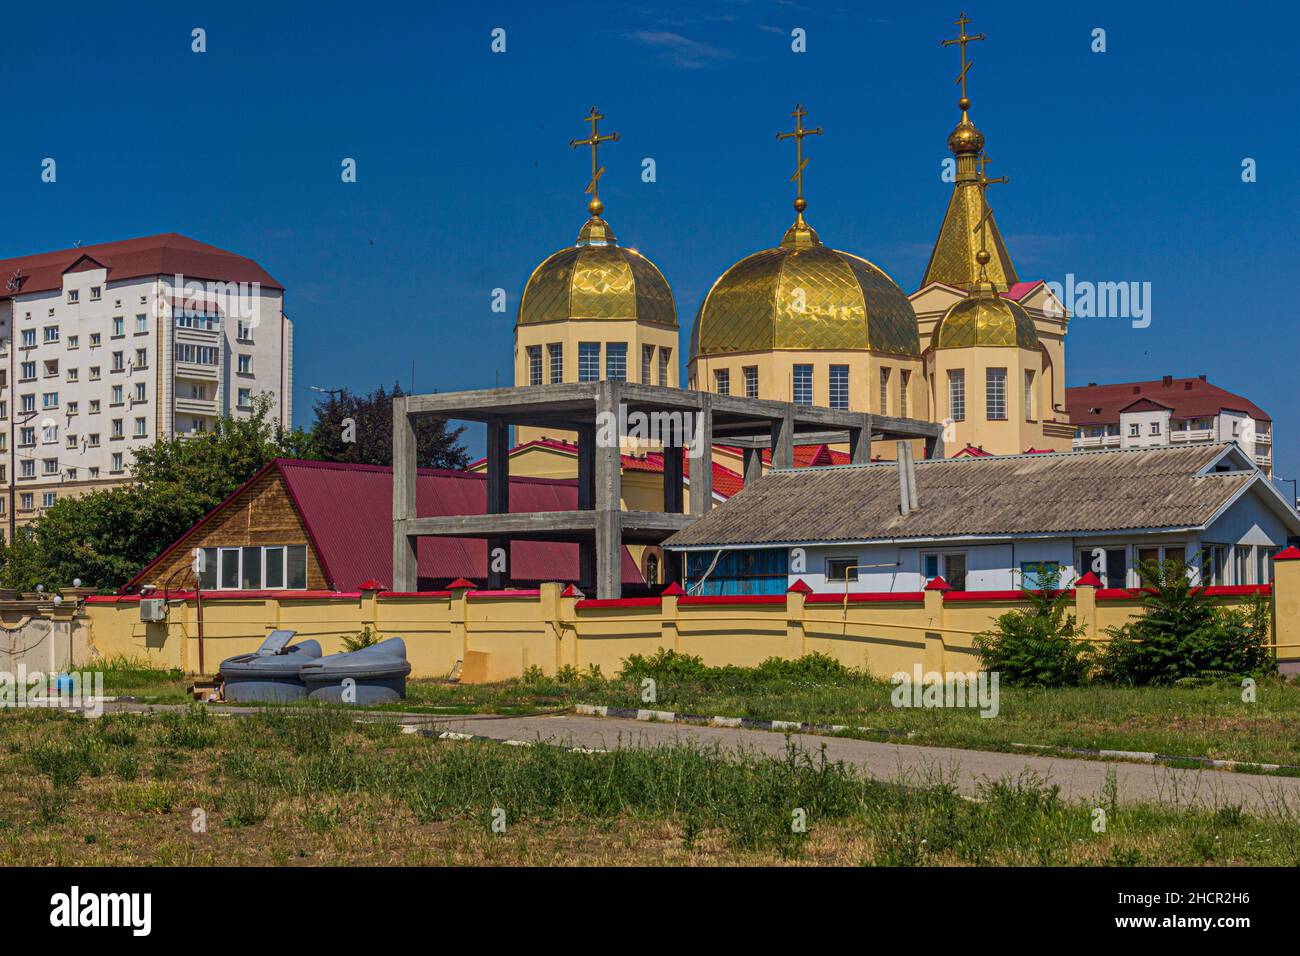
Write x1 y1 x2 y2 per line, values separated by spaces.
392 382 943 598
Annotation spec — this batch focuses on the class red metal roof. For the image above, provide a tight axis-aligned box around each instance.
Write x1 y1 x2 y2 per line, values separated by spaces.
1066 377 1270 425
127 459 641 592
0 232 283 300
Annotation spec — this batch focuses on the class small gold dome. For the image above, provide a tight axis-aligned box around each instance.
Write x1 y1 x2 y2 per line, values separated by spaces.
518 220 676 328
947 119 984 155
691 222 920 359
933 293 1038 350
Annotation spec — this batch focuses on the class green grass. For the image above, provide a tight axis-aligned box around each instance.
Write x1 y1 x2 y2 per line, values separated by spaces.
98 656 190 703
3 706 1300 865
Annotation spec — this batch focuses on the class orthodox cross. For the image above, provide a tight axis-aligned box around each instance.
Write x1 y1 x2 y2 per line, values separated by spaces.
776 103 823 214
569 107 619 207
972 152 1008 281
941 12 986 105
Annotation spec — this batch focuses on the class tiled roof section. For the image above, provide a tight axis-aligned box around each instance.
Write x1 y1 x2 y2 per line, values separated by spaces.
1067 377 1269 424
1001 281 1042 302
664 443 1253 548
275 459 641 589
0 232 283 300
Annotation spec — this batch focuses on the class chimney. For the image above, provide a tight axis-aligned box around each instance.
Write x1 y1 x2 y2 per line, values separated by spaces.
1132 385 1141 394
897 441 918 515
1184 381 1192 390
1162 375 1173 387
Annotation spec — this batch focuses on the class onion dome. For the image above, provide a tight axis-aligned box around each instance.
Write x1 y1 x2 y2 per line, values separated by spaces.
690 103 919 359
933 249 1037 350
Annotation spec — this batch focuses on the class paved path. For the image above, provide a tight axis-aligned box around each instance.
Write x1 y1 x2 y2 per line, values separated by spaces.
420 712 1300 814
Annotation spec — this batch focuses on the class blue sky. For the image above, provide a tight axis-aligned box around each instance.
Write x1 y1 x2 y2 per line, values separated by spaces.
3 0 1296 476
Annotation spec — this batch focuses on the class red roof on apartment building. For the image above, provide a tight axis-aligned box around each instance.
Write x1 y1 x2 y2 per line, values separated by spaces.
0 233 283 300
125 459 642 593
1066 376 1270 425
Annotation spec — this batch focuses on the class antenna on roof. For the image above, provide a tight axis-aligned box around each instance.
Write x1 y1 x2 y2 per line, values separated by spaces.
73 240 81 248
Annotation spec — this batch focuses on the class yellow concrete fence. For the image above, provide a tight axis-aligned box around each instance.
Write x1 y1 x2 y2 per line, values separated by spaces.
72 554 1300 681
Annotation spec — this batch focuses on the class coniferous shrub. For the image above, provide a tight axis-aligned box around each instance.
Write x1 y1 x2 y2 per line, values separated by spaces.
973 566 1092 687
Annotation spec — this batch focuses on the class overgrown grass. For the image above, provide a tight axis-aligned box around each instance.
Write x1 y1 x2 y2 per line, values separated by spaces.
97 655 189 702
1 707 1298 866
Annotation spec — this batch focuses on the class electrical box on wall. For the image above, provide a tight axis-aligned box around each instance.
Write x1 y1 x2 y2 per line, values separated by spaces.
140 599 167 623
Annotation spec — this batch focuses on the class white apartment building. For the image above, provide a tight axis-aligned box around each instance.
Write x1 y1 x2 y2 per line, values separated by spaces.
0 233 292 541
1067 375 1273 477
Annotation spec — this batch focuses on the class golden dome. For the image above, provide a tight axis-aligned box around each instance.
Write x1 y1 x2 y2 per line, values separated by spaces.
691 221 921 358
947 118 984 155
933 292 1038 350
517 218 676 328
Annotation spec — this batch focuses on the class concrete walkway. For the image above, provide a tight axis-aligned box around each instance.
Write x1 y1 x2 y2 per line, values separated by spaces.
421 712 1300 815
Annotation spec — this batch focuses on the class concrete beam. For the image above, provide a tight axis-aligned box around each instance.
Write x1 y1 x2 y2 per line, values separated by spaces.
850 413 873 464
689 394 713 517
391 396 418 592
743 446 763 486
770 408 795 470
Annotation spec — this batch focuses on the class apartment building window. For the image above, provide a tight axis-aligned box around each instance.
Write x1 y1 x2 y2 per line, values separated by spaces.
237 388 252 408
41 423 57 444
111 385 124 406
900 369 911 418
1024 370 1035 421
1129 423 1140 436
111 351 124 372
67 289 79 304
42 459 58 476
66 368 78 383
89 467 99 478
88 434 100 448
43 359 58 377
0 402 6 420
43 326 59 343
642 345 654 384
134 417 147 438
66 401 78 416
547 344 563 384
578 342 600 382
605 343 627 382
19 427 34 446
20 461 35 478
829 365 849 410
658 348 671 386
89 333 101 347
1150 421 1161 436
111 452 124 473
89 286 101 302
135 348 147 368
65 468 76 480
133 382 147 403
20 493 33 510
948 370 965 421
714 368 730 395
793 364 813 406
526 345 542 386
89 400 100 414
236 320 253 341
66 434 77 450
42 492 57 508
112 419 124 439
135 314 148 334
112 317 125 337
67 335 78 350
826 557 859 583
20 362 35 381
237 354 252 375
20 329 35 348
743 366 759 398
879 367 891 414
986 368 1007 420
20 394 35 414
174 344 218 365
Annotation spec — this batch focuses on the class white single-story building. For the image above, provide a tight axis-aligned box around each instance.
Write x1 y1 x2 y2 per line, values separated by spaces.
662 443 1300 595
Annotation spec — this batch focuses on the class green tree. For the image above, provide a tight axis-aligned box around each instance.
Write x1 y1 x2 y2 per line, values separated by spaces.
307 382 468 469
973 565 1092 687
0 395 313 593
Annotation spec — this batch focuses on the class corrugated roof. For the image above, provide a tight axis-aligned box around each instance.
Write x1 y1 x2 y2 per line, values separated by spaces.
276 459 642 589
0 232 283 300
664 443 1262 549
1067 377 1270 424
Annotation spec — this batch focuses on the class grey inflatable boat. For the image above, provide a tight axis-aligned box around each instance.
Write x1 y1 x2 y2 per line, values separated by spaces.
219 630 322 703
299 636 411 704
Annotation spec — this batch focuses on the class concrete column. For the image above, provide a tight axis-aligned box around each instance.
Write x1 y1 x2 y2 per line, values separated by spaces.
576 424 597 593
486 419 511 589
743 446 763 486
662 421 684 514
924 430 946 460
689 394 713 517
770 408 795 470
391 395 419 592
595 382 623 599
849 413 873 464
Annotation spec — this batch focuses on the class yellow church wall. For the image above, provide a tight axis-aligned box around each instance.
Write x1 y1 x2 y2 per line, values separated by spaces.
931 344 1059 454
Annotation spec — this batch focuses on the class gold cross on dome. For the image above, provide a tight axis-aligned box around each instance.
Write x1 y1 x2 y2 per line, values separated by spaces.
776 103 823 211
569 106 620 203
941 12 986 102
